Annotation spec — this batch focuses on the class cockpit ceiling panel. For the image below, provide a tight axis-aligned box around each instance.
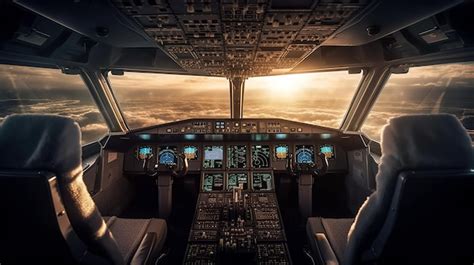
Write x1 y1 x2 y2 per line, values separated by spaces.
111 0 371 77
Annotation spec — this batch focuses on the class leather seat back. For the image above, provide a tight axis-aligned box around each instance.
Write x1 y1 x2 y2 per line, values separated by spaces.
371 169 474 264
0 115 123 265
345 114 474 264
0 170 81 264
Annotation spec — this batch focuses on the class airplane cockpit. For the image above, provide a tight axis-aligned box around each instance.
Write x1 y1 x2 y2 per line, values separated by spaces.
1 0 473 264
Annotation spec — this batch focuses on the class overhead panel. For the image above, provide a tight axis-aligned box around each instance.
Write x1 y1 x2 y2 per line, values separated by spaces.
112 0 370 77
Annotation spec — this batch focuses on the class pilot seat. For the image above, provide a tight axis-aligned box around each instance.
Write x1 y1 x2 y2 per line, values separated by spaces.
307 114 474 265
0 114 167 265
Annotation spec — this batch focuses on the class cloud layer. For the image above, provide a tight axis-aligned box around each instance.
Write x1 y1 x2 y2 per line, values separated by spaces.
1 63 473 145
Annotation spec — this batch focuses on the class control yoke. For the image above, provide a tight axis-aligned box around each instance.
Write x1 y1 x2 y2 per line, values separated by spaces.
286 152 328 177
287 152 328 219
142 153 189 178
142 153 188 219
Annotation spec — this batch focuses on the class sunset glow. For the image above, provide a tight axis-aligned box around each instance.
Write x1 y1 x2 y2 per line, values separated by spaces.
1 63 473 144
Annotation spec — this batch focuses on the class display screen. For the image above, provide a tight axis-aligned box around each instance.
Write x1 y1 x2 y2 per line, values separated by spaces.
252 172 273 191
202 173 224 192
136 146 153 160
203 145 224 169
251 145 271 168
295 145 315 164
158 146 177 165
275 145 289 160
227 173 249 190
184 145 198 160
320 145 335 159
227 145 248 169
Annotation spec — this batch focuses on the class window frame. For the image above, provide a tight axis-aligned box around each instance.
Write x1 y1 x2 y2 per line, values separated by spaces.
0 62 111 146
358 60 474 142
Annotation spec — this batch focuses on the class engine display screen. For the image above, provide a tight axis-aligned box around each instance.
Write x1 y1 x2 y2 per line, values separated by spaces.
136 146 153 160
295 145 315 164
275 145 289 160
252 172 273 191
320 145 335 159
203 145 224 169
158 146 177 165
227 173 249 190
251 145 270 168
227 145 247 169
202 173 224 192
184 146 198 160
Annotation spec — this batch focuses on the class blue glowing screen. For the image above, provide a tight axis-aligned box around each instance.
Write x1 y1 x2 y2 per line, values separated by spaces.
184 146 198 160
320 145 335 159
275 145 289 159
159 146 177 165
137 146 153 160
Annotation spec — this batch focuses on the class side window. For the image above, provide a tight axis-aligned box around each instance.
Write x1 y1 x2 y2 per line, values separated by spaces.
362 62 474 142
0 64 109 145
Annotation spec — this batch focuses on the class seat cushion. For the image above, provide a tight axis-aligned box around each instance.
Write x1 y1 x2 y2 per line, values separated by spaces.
105 217 167 264
307 217 354 263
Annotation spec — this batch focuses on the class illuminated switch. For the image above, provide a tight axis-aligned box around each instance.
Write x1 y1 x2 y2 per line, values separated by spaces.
166 128 172 133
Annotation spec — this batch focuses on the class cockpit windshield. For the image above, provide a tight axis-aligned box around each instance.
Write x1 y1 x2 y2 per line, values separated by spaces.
244 71 362 128
109 72 229 130
109 70 362 130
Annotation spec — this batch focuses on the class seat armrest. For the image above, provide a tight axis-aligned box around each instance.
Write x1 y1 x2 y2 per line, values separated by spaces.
130 232 157 265
315 233 339 265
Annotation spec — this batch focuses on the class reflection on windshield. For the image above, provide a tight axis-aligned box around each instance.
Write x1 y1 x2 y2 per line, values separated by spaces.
109 73 229 130
244 71 362 128
362 62 474 142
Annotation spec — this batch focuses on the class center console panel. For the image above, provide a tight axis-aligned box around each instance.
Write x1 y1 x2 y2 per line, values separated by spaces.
184 174 291 265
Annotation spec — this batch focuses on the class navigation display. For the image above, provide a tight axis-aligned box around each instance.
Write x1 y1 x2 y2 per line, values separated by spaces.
251 145 270 168
295 145 315 164
227 145 247 169
275 145 289 160
184 145 198 160
158 146 177 165
136 146 153 160
252 172 273 191
202 173 224 192
203 145 224 169
320 145 335 159
227 173 249 190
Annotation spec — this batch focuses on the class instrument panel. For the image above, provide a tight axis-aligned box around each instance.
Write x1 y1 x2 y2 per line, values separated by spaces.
295 145 315 164
203 145 224 169
202 172 274 192
126 142 340 173
252 145 271 168
138 119 339 135
123 119 348 174
227 145 248 169
158 146 178 165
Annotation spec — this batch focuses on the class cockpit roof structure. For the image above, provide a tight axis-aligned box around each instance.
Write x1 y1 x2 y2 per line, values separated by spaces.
2 0 473 78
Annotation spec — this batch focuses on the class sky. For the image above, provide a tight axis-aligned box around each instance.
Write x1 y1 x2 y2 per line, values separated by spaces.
0 63 473 144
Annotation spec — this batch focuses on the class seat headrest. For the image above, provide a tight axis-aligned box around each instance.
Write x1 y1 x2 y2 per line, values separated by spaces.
0 114 82 174
381 114 473 171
